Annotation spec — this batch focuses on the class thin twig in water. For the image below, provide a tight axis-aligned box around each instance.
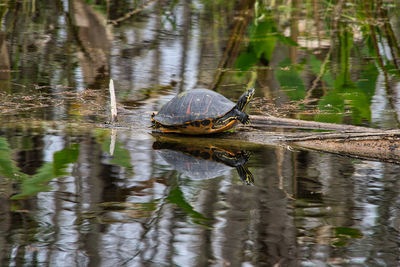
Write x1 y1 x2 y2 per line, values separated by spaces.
306 0 344 99
108 0 159 25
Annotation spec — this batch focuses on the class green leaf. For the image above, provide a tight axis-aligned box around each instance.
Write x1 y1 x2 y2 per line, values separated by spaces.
251 20 277 62
332 240 348 247
11 145 80 200
235 3 287 70
101 139 133 170
0 137 25 180
95 128 132 170
276 33 299 47
315 61 378 124
236 50 258 71
53 144 80 176
12 163 54 199
332 226 363 247
167 187 208 225
335 227 363 238
275 59 306 101
109 142 133 169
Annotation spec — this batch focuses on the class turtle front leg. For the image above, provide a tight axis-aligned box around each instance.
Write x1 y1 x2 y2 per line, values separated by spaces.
214 109 250 128
235 109 250 125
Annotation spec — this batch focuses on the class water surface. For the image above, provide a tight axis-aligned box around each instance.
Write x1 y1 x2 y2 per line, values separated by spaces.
0 0 400 266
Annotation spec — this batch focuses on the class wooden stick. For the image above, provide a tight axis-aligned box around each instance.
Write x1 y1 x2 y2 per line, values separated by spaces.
109 79 118 123
110 128 117 155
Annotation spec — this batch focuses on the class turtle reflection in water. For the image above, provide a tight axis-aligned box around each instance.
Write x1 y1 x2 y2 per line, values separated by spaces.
153 141 254 185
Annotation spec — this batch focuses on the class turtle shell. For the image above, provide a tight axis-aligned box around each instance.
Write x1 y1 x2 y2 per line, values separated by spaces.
153 89 235 125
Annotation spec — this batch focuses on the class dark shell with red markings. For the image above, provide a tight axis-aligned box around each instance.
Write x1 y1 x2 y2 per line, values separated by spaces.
153 89 235 126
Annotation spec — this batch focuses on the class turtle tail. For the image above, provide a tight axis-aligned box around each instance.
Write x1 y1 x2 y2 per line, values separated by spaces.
236 88 255 111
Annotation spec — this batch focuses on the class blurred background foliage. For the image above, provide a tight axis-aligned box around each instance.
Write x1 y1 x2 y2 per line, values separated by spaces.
0 0 399 127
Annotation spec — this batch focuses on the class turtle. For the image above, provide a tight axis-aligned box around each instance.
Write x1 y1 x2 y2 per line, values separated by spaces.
151 88 255 135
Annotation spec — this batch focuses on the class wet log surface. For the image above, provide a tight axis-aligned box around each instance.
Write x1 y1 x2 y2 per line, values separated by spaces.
232 115 400 164
292 135 400 163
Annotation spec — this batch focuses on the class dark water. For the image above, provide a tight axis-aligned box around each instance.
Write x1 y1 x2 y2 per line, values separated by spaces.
2 131 400 266
0 0 400 266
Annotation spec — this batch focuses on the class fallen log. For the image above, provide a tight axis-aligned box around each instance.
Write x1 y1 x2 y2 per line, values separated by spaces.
291 134 400 164
249 115 380 132
244 116 400 163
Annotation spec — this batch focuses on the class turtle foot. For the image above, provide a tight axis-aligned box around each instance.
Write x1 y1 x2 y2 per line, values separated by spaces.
238 113 250 125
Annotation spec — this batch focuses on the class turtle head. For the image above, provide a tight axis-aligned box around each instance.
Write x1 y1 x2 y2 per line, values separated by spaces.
236 88 255 111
